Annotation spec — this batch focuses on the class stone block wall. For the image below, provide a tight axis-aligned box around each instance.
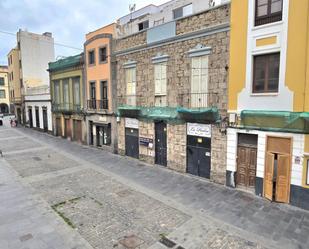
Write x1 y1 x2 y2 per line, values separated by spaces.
167 124 186 172
176 4 230 35
210 125 227 184
115 31 147 51
117 118 125 155
139 121 155 164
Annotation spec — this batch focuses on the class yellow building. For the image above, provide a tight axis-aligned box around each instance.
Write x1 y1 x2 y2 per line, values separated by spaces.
0 66 10 114
7 48 22 121
48 53 86 143
227 0 309 210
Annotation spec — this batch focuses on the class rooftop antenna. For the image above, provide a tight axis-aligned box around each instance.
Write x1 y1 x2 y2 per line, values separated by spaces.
129 3 136 33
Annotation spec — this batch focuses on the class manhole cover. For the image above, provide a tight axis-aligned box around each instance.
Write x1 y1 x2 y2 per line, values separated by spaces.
119 234 144 248
116 189 132 198
32 156 42 161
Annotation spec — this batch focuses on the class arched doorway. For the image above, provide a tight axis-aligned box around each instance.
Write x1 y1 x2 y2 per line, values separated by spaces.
0 103 9 114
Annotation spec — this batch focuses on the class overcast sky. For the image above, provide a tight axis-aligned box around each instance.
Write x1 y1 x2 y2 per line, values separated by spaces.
0 0 169 65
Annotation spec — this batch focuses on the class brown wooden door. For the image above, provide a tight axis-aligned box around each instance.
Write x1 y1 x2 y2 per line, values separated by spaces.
73 120 82 142
237 146 257 188
65 119 71 139
264 152 275 201
275 154 290 203
56 118 62 137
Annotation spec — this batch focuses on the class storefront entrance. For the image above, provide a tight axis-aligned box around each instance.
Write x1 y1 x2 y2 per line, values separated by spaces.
96 124 111 147
43 108 48 132
155 121 167 166
236 134 257 190
28 108 33 128
125 128 139 159
186 123 211 179
73 120 82 142
55 118 62 137
264 136 291 203
64 118 71 139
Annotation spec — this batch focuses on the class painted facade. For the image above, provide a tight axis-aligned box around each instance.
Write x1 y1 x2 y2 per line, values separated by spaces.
24 85 52 132
7 48 22 121
48 53 86 143
115 3 230 184
84 24 118 153
0 66 10 114
227 0 309 210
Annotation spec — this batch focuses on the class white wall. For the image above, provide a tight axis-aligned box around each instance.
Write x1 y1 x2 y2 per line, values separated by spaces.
227 128 304 187
237 0 293 111
25 101 52 131
19 31 55 87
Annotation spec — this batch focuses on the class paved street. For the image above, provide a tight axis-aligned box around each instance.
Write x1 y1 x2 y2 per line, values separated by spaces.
0 119 309 249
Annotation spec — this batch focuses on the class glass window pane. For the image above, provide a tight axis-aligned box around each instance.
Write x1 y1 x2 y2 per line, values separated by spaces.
257 5 268 17
271 0 282 13
183 4 193 16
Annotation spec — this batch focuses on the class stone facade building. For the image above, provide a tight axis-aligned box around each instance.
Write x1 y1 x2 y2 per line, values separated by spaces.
115 3 230 184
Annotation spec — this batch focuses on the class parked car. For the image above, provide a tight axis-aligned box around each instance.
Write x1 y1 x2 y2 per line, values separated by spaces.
0 114 3 126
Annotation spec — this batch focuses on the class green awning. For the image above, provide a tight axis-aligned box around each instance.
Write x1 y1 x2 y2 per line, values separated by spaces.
177 107 220 123
118 105 141 118
240 110 309 134
48 53 83 72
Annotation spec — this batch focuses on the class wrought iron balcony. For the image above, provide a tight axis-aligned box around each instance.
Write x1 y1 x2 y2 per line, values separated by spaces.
177 92 219 108
52 103 82 113
87 99 108 111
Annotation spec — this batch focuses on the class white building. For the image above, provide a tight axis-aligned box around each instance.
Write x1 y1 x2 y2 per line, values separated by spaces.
24 85 52 132
116 0 229 38
8 29 55 129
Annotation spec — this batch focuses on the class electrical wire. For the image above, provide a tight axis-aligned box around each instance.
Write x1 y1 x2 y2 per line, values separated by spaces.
0 30 83 51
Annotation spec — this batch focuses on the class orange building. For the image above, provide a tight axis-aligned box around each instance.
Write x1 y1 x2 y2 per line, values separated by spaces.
84 23 117 152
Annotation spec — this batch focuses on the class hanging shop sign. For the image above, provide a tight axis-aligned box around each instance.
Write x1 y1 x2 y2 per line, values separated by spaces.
187 123 211 138
125 118 139 129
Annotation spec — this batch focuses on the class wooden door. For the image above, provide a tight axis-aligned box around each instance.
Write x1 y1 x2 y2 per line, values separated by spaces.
65 119 71 139
56 118 62 136
73 120 82 142
276 154 290 203
236 146 257 187
125 128 139 159
264 152 275 201
155 122 167 166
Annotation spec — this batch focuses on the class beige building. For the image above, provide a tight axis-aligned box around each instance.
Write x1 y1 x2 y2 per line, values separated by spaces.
0 65 10 114
7 29 55 124
7 48 22 120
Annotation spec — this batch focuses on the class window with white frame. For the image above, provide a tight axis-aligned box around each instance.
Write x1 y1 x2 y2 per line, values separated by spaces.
191 55 208 108
126 67 136 106
154 62 167 107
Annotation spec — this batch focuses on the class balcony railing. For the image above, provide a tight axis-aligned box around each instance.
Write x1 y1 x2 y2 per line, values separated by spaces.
177 92 219 108
87 99 108 111
52 103 82 113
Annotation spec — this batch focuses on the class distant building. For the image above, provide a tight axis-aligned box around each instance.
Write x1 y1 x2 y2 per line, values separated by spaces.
0 65 10 114
48 53 86 143
84 24 118 152
7 29 55 127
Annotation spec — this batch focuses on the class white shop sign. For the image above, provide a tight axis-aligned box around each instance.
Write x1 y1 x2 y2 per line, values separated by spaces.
187 123 211 138
125 118 139 129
